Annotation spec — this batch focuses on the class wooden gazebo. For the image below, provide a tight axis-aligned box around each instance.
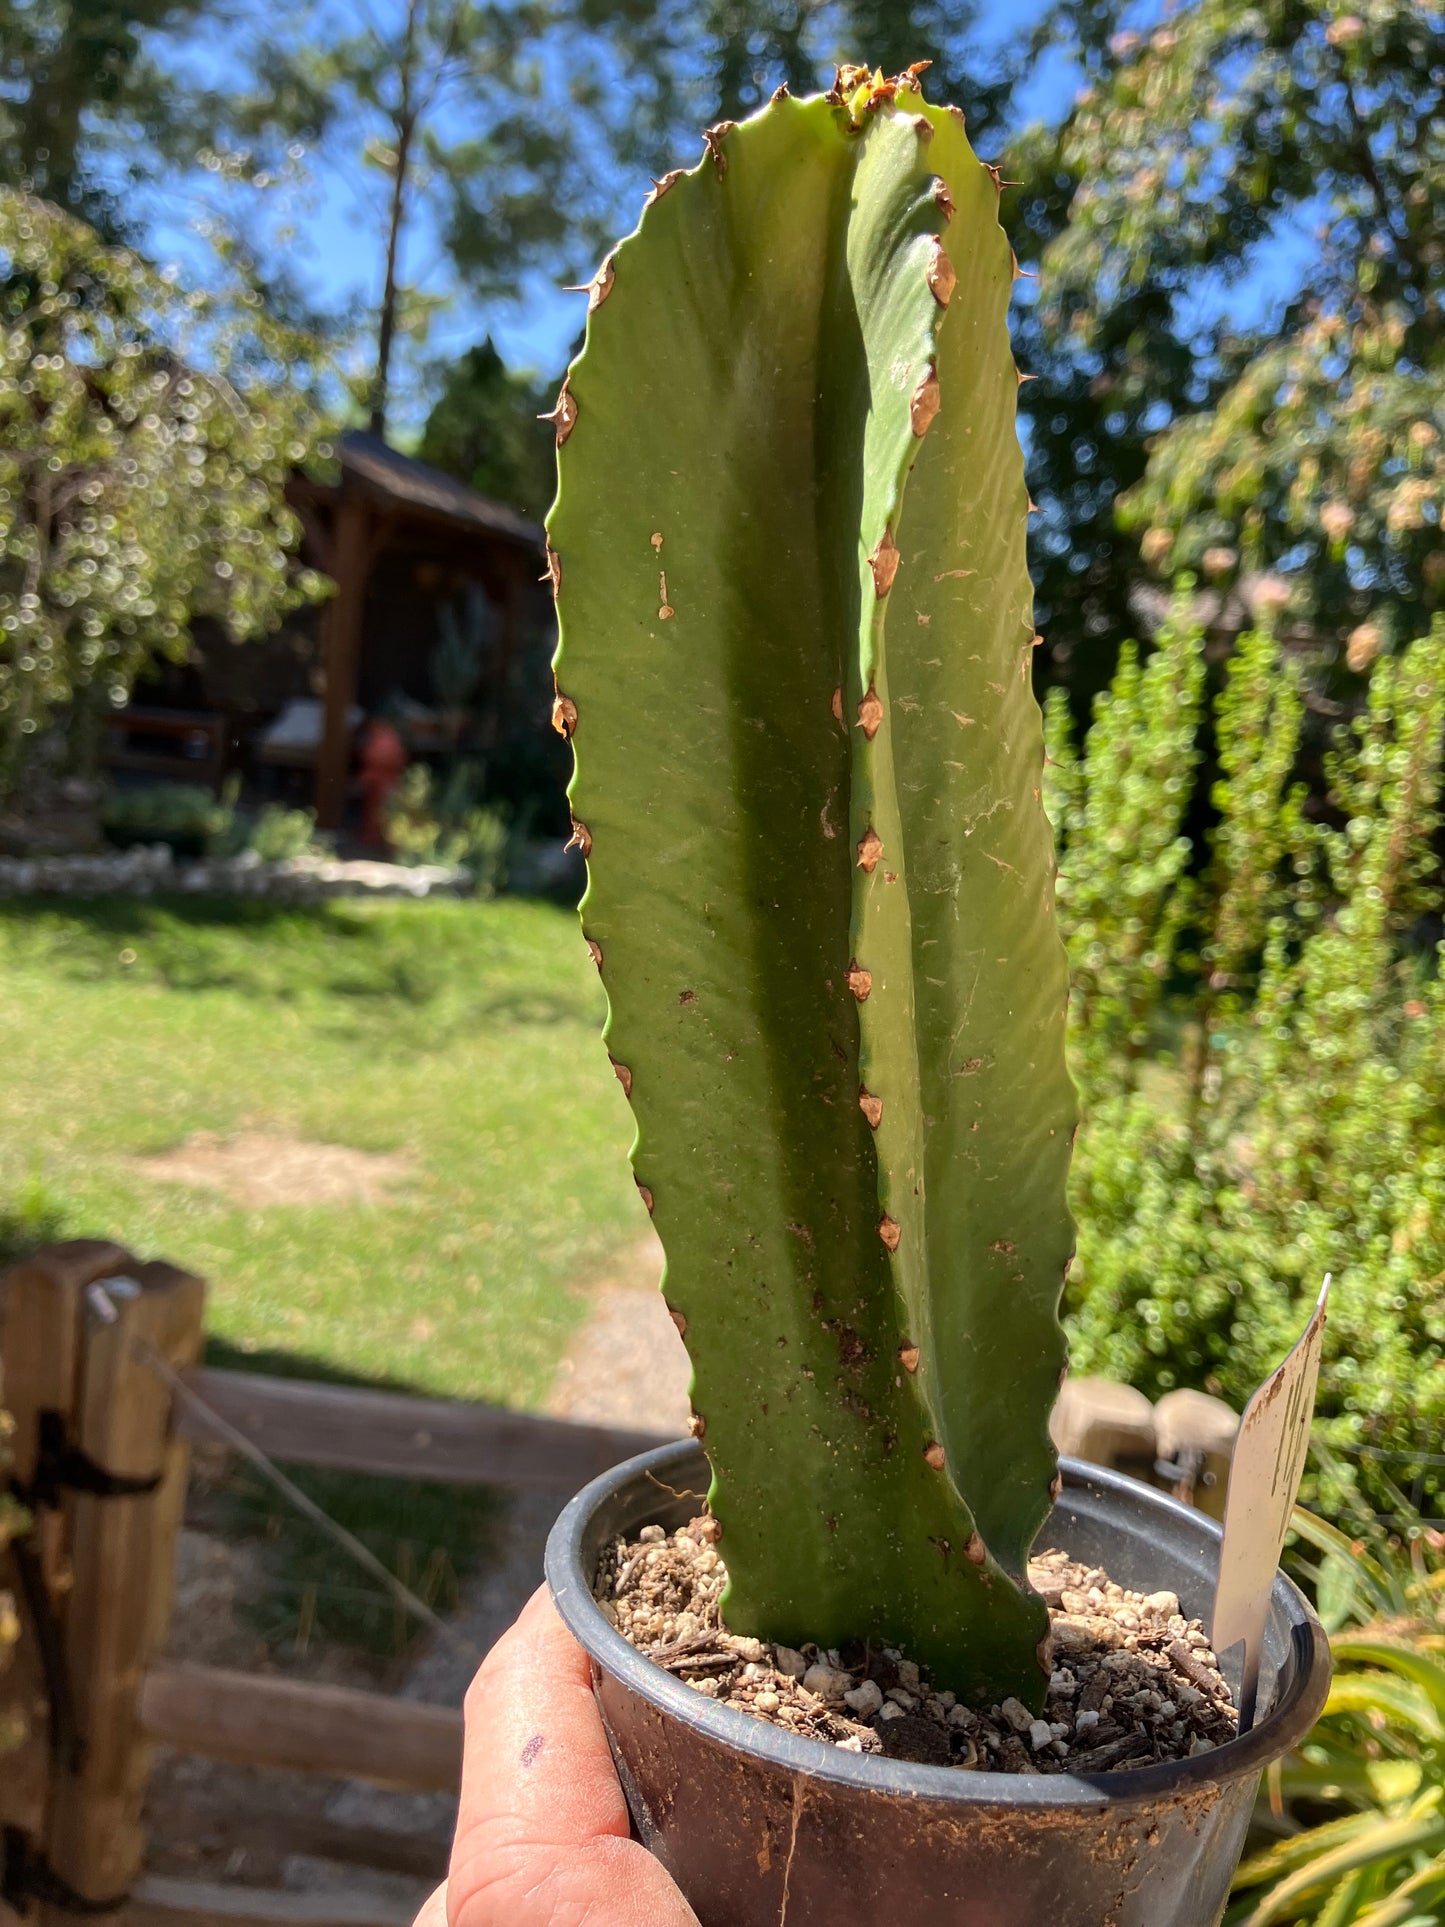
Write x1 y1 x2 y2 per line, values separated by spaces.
286 432 546 829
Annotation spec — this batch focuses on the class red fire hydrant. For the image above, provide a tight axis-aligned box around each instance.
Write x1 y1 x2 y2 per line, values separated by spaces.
358 719 407 849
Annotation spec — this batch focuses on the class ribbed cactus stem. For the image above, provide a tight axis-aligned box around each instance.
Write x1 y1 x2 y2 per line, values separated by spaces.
549 66 1076 1707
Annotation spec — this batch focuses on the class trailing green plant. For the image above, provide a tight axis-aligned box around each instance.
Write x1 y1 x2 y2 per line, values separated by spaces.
550 66 1075 1705
1227 1506 1445 1926
1052 605 1445 1515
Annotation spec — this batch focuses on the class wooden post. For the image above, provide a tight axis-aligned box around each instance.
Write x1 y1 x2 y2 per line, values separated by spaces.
315 496 372 831
40 1259 205 1919
0 1241 126 1924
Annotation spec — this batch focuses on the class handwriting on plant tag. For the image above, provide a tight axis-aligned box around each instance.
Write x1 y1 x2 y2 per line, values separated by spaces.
1211 1277 1329 1729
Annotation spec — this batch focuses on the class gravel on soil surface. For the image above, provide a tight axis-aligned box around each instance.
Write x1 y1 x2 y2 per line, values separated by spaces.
597 1520 1237 1772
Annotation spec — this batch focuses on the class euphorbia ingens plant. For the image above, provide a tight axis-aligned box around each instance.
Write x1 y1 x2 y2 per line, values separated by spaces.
548 64 1076 1712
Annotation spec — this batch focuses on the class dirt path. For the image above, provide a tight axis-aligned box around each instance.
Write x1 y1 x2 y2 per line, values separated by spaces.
545 1230 691 1435
145 1227 692 1911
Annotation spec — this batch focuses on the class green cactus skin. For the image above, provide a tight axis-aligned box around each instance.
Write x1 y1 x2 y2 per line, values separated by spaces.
548 69 1077 1709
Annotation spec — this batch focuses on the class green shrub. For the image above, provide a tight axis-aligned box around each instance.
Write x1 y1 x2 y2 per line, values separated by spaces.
1053 602 1445 1513
211 800 326 864
100 779 237 850
383 764 507 898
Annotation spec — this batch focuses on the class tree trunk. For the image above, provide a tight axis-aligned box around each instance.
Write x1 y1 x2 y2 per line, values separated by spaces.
368 0 422 440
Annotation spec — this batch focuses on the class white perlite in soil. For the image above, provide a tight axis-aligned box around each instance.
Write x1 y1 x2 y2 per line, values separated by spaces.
595 1520 1238 1772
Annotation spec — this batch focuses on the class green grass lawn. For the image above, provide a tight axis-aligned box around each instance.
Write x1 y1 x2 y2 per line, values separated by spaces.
0 894 646 1408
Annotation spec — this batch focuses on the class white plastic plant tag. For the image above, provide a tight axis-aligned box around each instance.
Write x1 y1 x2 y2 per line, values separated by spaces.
1210 1276 1329 1733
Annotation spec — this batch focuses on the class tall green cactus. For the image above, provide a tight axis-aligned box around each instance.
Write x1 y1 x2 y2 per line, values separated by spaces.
549 65 1077 1709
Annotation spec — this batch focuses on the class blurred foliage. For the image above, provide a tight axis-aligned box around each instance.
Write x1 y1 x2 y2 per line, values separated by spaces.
239 802 325 863
0 1422 23 1758
0 0 210 230
419 338 555 518
101 777 239 849
0 191 327 795
384 760 508 893
1228 1508 1445 1925
204 0 698 430
1008 0 1444 688
1051 605 1445 1515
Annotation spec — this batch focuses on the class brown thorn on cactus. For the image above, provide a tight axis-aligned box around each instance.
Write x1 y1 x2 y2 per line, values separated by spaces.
565 815 591 858
668 1305 687 1338
551 691 577 739
1010 250 1037 282
611 1058 632 1098
927 239 956 307
688 1410 706 1439
1033 631 1045 648
636 1180 655 1215
923 1440 946 1470
1027 496 1041 515
883 869 898 883
585 938 602 970
678 987 697 1005
587 253 616 313
856 827 883 874
912 113 933 141
644 169 685 208
830 686 844 725
770 82 790 103
703 121 736 175
845 960 872 1002
898 1340 919 1372
903 59 932 81
658 571 675 620
1018 369 1039 386
946 103 965 123
932 179 955 222
650 530 664 552
868 527 899 597
543 543 562 597
859 1086 883 1129
539 385 577 446
1037 1631 1055 1675
1049 1472 1063 1502
911 367 941 438
878 1214 901 1253
857 686 883 739
964 1531 987 1565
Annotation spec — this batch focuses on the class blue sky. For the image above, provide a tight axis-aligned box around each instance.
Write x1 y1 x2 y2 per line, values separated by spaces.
131 0 1302 438
130 0 1083 432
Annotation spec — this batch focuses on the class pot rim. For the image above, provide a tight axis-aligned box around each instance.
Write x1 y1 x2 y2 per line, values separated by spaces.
545 1439 1332 1812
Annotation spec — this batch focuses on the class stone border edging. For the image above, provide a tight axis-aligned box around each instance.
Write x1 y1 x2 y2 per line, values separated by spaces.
0 845 471 901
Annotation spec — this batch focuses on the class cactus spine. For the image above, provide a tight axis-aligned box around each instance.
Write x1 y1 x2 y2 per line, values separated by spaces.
549 66 1076 1707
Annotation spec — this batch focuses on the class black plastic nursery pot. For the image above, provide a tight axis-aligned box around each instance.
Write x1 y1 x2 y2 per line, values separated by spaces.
546 1440 1331 1927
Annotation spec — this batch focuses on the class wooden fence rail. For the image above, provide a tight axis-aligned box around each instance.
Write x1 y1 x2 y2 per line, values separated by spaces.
139 1663 462 1795
0 1242 677 1926
175 1366 669 1491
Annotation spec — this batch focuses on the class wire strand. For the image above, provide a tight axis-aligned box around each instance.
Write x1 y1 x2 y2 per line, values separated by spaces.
131 1328 482 1666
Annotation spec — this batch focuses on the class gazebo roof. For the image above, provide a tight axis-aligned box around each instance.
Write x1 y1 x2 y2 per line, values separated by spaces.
331 430 544 550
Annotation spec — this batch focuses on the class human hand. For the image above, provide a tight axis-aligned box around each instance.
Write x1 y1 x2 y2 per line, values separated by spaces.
415 1585 700 1927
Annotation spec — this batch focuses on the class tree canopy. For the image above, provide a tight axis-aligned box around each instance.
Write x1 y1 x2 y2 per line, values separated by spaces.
1008 0 1444 680
0 190 325 789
